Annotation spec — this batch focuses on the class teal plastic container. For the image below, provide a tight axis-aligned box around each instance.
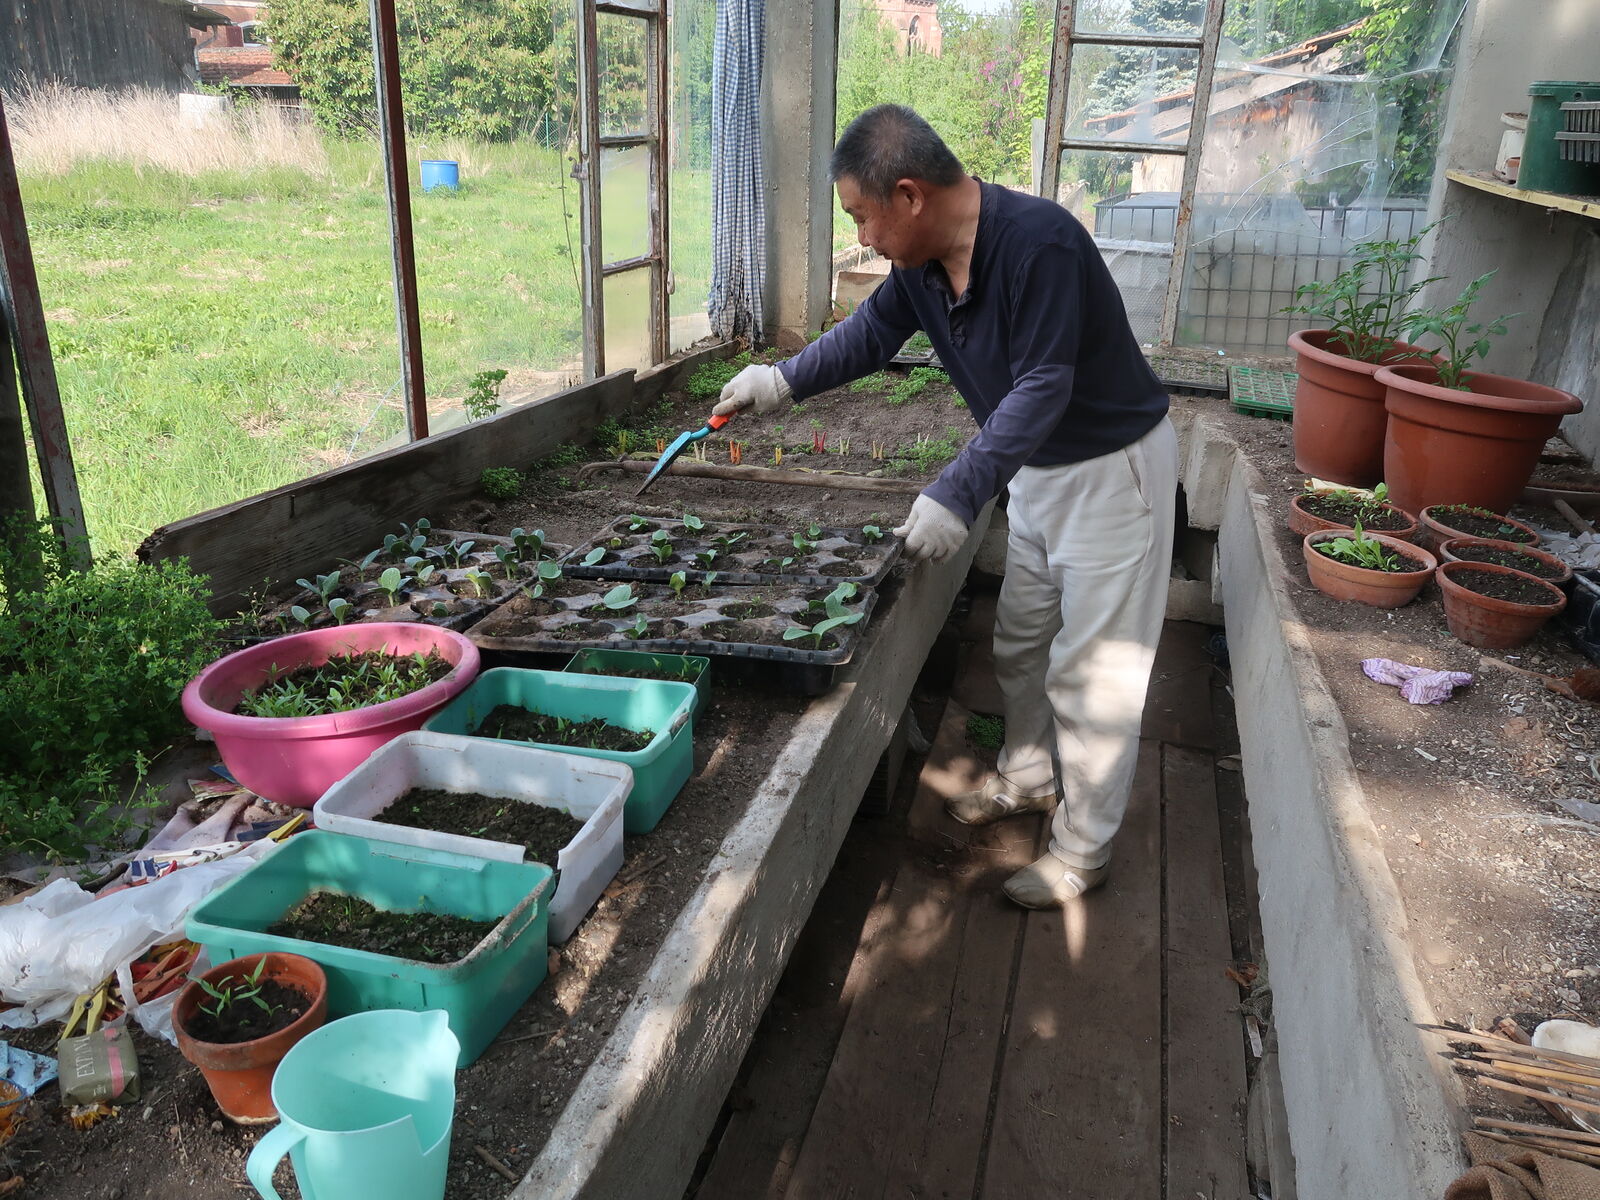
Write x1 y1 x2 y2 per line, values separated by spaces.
563 647 710 716
424 667 695 834
186 832 551 1066
246 1010 458 1200
1522 82 1600 194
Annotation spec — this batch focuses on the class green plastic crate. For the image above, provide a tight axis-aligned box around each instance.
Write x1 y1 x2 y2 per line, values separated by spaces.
562 648 710 716
424 667 695 835
1230 366 1298 420
185 831 552 1066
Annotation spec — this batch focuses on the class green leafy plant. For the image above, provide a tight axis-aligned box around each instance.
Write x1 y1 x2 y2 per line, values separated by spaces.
463 568 495 598
703 571 720 589
681 512 705 533
626 514 651 532
899 428 966 472
412 562 437 589
493 544 518 575
522 560 563 600
792 531 817 555
295 572 340 605
668 570 688 599
239 649 447 718
581 547 606 567
326 597 354 625
1281 224 1441 363
713 532 747 551
861 524 883 543
889 366 943 405
602 584 637 611
342 547 384 573
1300 480 1394 527
693 548 719 570
625 614 650 639
431 601 450 618
197 958 278 1022
781 589 865 648
480 465 522 501
966 713 1005 751
438 540 475 568
464 369 508 421
764 555 796 572
375 566 409 606
287 604 314 629
649 529 675 565
1398 272 1518 390
509 527 545 562
683 358 743 401
1314 524 1404 572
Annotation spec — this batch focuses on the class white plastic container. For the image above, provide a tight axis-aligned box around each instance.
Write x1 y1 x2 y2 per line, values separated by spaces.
313 730 631 942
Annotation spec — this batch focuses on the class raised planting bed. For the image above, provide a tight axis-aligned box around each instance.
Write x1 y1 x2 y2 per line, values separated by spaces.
557 515 902 586
314 730 630 943
247 523 569 640
187 831 553 1066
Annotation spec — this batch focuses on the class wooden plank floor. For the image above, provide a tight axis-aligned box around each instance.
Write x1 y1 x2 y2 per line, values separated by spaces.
690 619 1253 1200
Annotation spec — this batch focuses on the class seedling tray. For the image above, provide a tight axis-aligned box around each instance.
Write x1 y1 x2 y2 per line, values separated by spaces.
1229 366 1298 419
312 730 630 943
424 668 696 835
1148 353 1229 397
185 831 552 1066
467 578 880 670
563 648 711 715
557 516 902 587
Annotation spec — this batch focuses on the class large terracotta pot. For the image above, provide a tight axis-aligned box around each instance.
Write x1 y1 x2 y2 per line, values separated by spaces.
1288 330 1431 487
1302 530 1436 608
1436 561 1567 649
1378 363 1583 516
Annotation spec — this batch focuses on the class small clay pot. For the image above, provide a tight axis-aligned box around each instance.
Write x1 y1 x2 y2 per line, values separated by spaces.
1436 537 1574 592
1418 505 1540 551
1288 493 1418 541
1436 561 1567 649
1302 530 1437 608
174 952 328 1124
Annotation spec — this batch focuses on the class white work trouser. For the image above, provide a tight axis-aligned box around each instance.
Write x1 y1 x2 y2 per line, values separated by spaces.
993 416 1177 869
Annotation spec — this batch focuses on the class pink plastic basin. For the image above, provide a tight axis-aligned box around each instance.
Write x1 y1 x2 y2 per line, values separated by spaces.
182 623 481 808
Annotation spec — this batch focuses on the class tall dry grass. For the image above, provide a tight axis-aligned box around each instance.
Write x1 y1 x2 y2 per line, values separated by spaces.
7 82 329 177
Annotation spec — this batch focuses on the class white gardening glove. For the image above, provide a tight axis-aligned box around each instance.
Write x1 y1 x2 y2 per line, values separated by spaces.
894 493 968 563
711 364 792 418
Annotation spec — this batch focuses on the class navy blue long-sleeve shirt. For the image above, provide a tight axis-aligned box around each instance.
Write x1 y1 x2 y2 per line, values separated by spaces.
778 181 1170 524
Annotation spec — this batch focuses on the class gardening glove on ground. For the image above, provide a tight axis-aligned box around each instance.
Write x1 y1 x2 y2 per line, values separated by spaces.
712 364 792 418
895 493 968 563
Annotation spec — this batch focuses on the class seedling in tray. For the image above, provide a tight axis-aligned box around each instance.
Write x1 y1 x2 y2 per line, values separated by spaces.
463 568 496 599
782 584 866 649
648 530 675 565
438 540 476 568
626 514 651 532
764 555 797 573
327 597 354 625
522 561 563 601
601 584 637 612
669 571 689 600
582 547 607 567
296 572 341 606
862 524 883 543
625 614 651 639
693 548 720 570
376 567 410 607
287 604 315 630
682 512 706 533
509 527 547 562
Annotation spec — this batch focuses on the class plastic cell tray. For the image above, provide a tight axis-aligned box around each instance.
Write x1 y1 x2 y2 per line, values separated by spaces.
1229 366 1298 419
423 668 696 835
562 648 711 715
186 831 552 1066
312 731 630 943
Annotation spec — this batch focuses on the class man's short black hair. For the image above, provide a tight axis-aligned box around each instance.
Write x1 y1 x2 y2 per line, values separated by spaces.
830 104 965 201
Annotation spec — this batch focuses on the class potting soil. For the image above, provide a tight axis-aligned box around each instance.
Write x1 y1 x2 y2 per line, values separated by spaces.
1299 493 1411 532
1431 507 1537 542
376 787 586 868
266 892 498 965
474 706 654 753
184 980 310 1045
1447 543 1564 579
1449 566 1561 606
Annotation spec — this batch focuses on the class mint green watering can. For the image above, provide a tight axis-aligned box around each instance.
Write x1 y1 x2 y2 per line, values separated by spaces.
246 1009 459 1200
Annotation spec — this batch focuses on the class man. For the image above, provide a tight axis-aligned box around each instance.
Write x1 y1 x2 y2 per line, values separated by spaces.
713 104 1176 910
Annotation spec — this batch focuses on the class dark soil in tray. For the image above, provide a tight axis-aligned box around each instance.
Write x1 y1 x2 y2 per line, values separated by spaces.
1449 544 1564 579
1430 507 1536 542
183 979 310 1045
1299 492 1411 531
267 892 498 965
376 787 587 867
474 706 654 753
1449 567 1561 605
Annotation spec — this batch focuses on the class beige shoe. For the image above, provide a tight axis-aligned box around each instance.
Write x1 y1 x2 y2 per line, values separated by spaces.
945 776 1054 826
1002 852 1109 910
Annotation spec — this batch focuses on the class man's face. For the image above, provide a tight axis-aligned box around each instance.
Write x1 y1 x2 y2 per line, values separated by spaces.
837 175 931 269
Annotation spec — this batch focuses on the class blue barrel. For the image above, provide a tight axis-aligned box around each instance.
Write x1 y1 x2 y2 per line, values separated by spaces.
419 159 459 192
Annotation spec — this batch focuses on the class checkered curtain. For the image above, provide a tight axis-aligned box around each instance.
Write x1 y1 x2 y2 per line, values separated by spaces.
709 0 765 341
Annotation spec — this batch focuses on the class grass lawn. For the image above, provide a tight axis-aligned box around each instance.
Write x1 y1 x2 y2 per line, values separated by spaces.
18 110 711 556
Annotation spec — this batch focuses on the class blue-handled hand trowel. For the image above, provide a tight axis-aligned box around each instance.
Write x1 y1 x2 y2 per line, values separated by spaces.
634 411 733 496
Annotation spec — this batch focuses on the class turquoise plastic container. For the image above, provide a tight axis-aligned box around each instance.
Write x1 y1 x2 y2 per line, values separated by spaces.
246 1010 458 1200
186 832 551 1065
424 667 695 834
419 159 459 191
563 647 710 716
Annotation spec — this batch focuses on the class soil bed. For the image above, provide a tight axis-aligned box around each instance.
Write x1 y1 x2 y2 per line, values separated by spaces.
375 787 587 867
183 980 310 1045
1431 507 1537 542
1450 567 1561 605
1448 544 1565 580
1300 492 1412 531
475 706 654 753
266 892 498 965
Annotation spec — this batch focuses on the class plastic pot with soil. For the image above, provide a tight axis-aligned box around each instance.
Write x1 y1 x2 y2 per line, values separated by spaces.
1288 486 1417 540
1437 561 1568 649
1378 362 1583 516
182 623 481 807
1288 330 1433 487
1418 504 1540 551
174 952 328 1124
1302 529 1437 608
1437 537 1574 593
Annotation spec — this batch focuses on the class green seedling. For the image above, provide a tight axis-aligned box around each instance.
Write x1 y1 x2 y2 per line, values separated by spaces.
649 529 675 565
439 540 475 568
602 584 637 611
288 604 314 629
682 513 705 533
861 524 883 543
197 958 277 1021
626 514 651 532
509 527 546 561
522 560 563 600
782 608 864 650
806 522 823 540
493 544 518 575
413 563 437 588
792 532 817 555
400 519 432 539
431 601 450 618
809 581 858 617
295 572 340 604
376 567 409 606
1314 523 1402 572
582 547 606 567
625 614 650 639
713 532 747 551
327 597 354 625
669 570 688 599
342 548 384 572
764 556 796 572
694 548 719 570
464 568 495 598
480 465 522 501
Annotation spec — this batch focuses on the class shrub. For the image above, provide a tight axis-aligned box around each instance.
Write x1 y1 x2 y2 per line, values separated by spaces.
480 465 523 502
966 713 1005 751
0 523 222 862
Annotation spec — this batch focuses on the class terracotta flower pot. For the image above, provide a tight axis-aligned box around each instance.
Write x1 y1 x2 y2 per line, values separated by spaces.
1302 530 1437 608
1418 505 1540 552
1288 493 1418 541
1288 330 1432 488
175 952 328 1124
1378 362 1583 516
1436 561 1567 649
1437 537 1574 592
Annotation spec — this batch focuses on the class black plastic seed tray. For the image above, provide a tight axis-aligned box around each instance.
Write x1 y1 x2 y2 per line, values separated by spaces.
467 577 880 671
557 516 903 588
1562 569 1600 665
